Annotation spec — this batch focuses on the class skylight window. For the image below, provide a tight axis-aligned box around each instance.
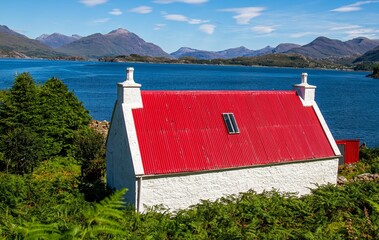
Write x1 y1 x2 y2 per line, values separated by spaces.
222 113 240 134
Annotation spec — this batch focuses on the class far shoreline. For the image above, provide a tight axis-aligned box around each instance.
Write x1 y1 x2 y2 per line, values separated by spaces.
0 56 372 74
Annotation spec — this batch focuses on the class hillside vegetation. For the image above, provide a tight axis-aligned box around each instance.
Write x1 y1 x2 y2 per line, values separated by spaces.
100 53 347 69
0 73 379 239
0 25 61 58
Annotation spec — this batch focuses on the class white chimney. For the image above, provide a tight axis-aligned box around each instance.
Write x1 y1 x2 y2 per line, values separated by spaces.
293 73 316 106
117 67 143 108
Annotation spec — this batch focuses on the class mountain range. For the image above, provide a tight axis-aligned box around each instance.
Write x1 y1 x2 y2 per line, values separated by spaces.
1 24 379 62
36 33 82 48
0 25 60 58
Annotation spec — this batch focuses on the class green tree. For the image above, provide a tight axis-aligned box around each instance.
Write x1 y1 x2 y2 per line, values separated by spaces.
73 128 107 201
2 127 42 174
0 74 92 174
37 77 91 157
0 73 39 133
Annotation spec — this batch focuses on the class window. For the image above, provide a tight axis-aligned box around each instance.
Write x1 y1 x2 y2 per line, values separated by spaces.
222 113 240 134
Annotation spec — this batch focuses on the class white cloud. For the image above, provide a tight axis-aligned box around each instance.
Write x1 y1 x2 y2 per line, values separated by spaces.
80 0 108 7
331 1 379 12
154 23 166 30
154 0 207 4
109 8 122 16
199 24 215 34
330 25 361 31
165 14 188 22
345 28 379 38
327 24 379 38
290 32 320 38
219 7 265 25
164 14 208 24
129 6 152 14
252 25 275 34
92 18 110 24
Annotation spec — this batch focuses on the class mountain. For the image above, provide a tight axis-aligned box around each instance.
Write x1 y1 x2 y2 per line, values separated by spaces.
170 47 221 59
171 44 302 60
171 46 276 59
354 45 379 62
0 25 60 58
57 28 170 58
36 33 81 48
288 36 379 59
244 46 274 57
273 43 301 53
345 37 379 55
217 46 255 58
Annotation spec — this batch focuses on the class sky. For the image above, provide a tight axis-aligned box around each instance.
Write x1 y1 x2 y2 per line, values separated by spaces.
1 0 379 53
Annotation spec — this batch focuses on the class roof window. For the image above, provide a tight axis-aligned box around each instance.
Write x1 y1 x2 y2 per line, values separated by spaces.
222 113 240 134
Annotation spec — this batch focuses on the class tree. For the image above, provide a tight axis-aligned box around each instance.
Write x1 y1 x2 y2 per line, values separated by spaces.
2 127 42 174
0 73 92 174
0 73 39 133
37 77 91 157
73 128 107 201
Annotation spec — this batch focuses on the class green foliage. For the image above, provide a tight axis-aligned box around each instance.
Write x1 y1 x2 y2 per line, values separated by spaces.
366 64 379 78
339 147 379 179
100 53 348 70
354 62 375 71
0 73 39 132
0 73 91 174
73 128 108 201
2 127 42 174
37 77 91 157
66 188 128 239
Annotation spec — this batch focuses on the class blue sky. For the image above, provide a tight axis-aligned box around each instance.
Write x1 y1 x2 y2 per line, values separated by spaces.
1 0 379 53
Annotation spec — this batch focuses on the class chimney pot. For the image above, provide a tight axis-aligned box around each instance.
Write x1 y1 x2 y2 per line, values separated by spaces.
126 67 135 82
301 73 308 84
117 67 142 108
293 73 316 106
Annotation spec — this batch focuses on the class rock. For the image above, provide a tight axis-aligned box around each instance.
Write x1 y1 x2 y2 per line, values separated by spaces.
89 120 110 138
337 176 349 185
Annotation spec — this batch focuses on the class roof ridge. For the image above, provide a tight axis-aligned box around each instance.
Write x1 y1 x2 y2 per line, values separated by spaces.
141 90 296 95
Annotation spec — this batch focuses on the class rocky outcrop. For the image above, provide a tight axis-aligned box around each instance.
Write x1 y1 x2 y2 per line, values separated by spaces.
90 120 110 138
337 173 379 186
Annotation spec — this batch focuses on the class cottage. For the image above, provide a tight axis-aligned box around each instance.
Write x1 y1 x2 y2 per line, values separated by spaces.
106 68 340 212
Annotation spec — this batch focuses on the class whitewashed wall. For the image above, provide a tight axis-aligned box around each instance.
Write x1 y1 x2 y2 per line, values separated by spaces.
106 102 137 206
139 158 339 212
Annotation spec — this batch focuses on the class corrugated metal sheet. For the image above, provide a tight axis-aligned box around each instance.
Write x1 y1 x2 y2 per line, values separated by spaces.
132 91 336 175
336 139 360 164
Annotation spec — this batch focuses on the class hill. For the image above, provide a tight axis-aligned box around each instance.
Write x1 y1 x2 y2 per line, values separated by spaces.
273 43 301 53
288 36 379 59
354 45 379 62
36 33 81 48
0 25 61 58
57 28 170 58
170 44 300 60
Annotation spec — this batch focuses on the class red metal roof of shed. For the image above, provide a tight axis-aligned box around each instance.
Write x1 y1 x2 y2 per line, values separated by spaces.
132 90 335 175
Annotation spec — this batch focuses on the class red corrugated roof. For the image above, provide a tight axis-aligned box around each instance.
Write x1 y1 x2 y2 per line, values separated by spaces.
132 91 335 175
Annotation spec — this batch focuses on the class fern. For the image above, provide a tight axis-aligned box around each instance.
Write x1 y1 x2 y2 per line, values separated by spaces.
66 188 128 239
16 222 60 240
367 199 379 214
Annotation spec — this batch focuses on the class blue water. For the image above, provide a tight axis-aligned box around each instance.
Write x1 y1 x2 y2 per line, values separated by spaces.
0 59 378 147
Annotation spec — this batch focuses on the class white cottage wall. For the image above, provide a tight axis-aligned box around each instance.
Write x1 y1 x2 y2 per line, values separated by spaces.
106 102 138 206
139 158 338 212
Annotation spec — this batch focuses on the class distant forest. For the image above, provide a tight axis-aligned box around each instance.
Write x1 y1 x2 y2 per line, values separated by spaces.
99 53 378 72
